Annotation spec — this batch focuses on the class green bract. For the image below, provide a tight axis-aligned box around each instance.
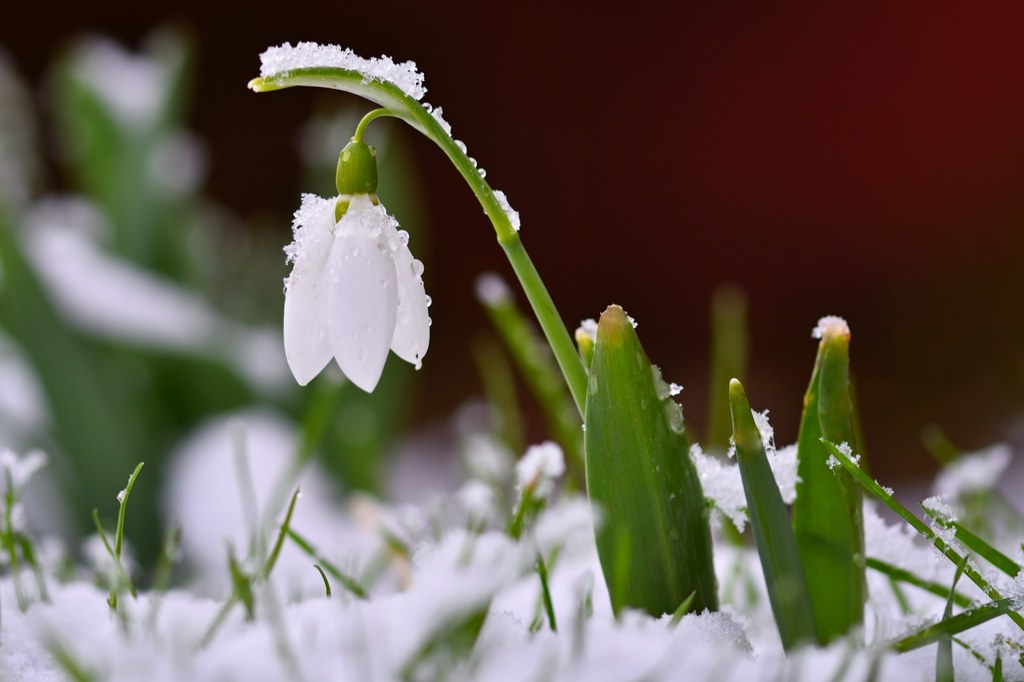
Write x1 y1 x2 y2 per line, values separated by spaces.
335 140 378 196
792 317 865 643
729 379 817 650
583 305 717 617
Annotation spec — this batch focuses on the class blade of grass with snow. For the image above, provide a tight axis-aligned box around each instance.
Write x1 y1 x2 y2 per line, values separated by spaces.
821 440 1024 634
893 598 1013 653
792 317 865 643
584 305 717 617
730 379 817 649
923 509 1021 578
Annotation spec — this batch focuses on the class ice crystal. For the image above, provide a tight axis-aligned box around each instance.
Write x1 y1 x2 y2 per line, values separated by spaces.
492 190 520 231
811 315 850 339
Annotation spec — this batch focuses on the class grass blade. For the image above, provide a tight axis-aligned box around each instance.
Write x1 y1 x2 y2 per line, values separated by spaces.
313 564 332 598
584 305 717 617
729 378 817 649
792 317 865 643
705 285 748 453
865 557 972 608
922 510 1021 578
286 527 368 599
892 598 1013 653
821 440 1024 634
477 274 583 483
668 591 697 629
937 557 968 682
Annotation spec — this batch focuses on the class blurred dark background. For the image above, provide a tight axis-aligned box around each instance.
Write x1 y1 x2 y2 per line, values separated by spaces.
5 1 1024 480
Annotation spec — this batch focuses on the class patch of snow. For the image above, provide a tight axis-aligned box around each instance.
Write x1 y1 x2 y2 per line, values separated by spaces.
933 444 1012 500
515 442 565 499
70 38 171 128
691 442 798 533
811 315 849 340
259 43 427 101
491 190 520 231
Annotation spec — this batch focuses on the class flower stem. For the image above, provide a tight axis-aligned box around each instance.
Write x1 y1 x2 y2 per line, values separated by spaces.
352 108 394 143
500 234 587 416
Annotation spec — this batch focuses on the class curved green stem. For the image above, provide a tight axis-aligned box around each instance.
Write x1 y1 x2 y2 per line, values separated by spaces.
353 108 395 143
249 67 588 415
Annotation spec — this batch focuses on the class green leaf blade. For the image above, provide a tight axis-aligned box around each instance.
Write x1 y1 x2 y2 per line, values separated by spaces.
729 379 817 650
584 305 717 617
792 319 865 643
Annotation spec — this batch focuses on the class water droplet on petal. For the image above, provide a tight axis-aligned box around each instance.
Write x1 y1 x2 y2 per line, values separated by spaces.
397 230 410 245
411 259 425 277
425 295 432 307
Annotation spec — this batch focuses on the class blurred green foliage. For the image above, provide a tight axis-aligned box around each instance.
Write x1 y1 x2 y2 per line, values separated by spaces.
0 29 427 568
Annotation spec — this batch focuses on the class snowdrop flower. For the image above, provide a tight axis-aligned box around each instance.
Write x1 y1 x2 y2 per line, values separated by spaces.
283 140 430 391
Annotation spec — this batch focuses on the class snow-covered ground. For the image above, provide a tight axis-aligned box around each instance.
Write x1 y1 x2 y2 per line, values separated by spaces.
1 412 1021 681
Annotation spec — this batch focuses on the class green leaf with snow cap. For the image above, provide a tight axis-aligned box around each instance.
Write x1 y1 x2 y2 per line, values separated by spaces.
584 305 717 617
792 316 865 644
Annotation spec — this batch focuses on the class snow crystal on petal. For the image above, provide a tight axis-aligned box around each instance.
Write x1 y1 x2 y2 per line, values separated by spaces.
283 193 336 266
259 42 427 101
491 190 520 231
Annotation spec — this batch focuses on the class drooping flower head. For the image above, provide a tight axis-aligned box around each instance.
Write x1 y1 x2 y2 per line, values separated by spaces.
283 140 430 391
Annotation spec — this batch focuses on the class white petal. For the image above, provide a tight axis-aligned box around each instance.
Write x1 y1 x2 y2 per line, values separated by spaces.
326 220 398 392
389 235 430 368
283 196 335 385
